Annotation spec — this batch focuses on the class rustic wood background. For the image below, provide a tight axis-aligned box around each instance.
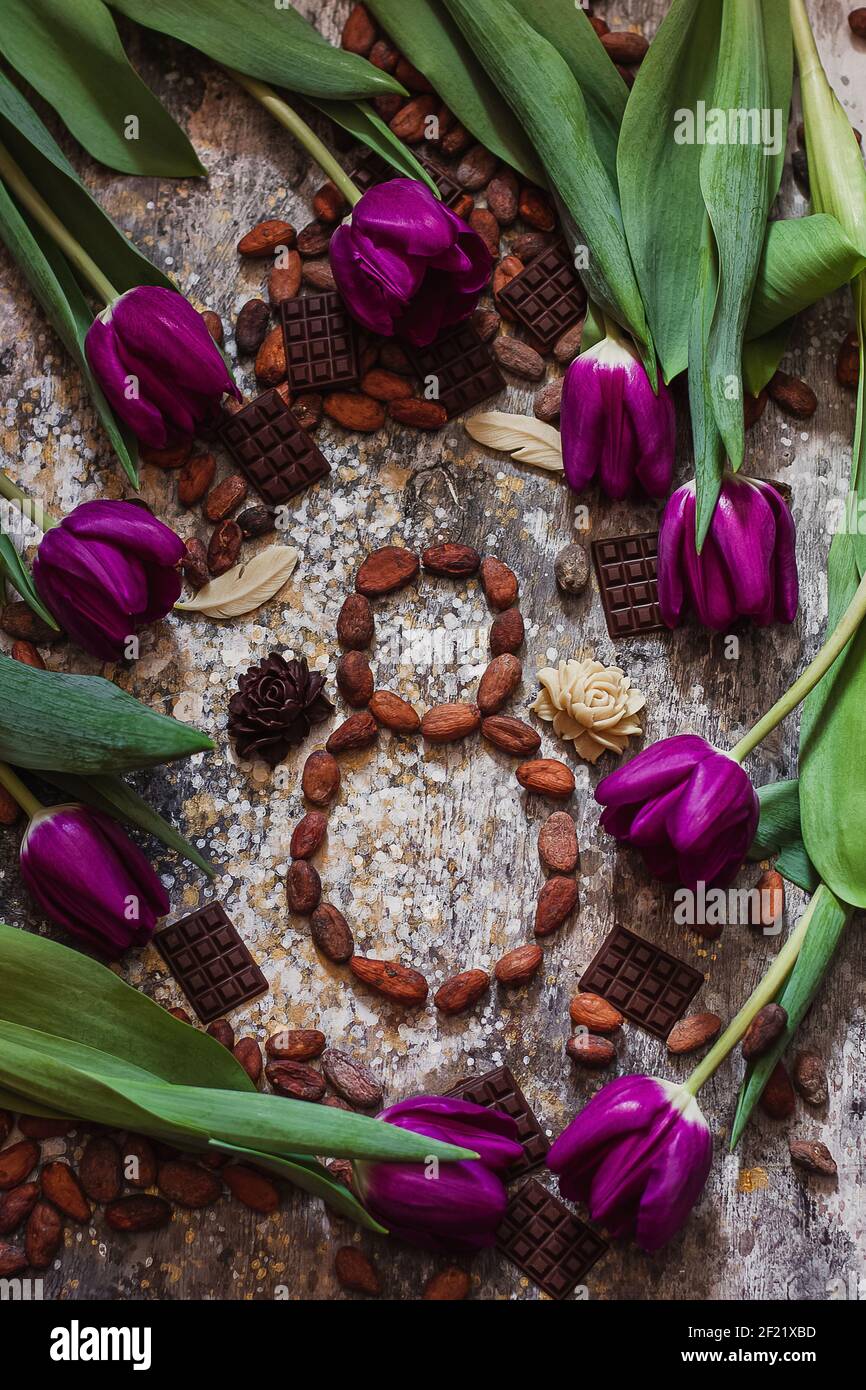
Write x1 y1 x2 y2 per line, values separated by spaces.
0 0 863 1302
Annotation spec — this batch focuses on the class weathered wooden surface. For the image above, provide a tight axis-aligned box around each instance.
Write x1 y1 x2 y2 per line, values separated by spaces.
0 1 863 1301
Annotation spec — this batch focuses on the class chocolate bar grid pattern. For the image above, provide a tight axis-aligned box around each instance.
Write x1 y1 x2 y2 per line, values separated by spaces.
592 532 665 638
498 243 586 348
154 904 267 1024
497 1178 608 1300
407 324 504 418
351 151 464 208
280 292 359 392
417 155 464 208
220 390 329 505
446 1066 548 1178
579 925 704 1038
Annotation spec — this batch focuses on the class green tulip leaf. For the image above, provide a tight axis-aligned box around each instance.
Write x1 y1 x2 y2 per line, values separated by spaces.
0 532 60 630
0 0 204 176
0 181 140 486
309 98 438 194
618 0 723 385
509 0 627 180
0 656 213 773
39 768 215 878
699 0 781 476
730 884 850 1147
748 779 820 893
0 926 476 1170
0 72 174 294
443 0 654 377
108 0 405 100
366 0 544 183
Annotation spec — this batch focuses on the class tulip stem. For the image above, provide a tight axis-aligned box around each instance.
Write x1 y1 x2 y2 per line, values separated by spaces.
227 69 363 208
682 888 821 1097
0 762 43 819
0 472 58 531
0 141 119 306
729 565 866 763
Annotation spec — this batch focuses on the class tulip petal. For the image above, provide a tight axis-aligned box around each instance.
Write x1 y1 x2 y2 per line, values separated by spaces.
657 484 692 627
711 477 776 617
596 734 712 809
85 317 169 448
62 500 185 566
20 805 166 956
560 353 607 492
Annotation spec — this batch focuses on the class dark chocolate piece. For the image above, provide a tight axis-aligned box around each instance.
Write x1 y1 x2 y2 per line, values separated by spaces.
579 925 704 1038
154 903 267 1024
446 1065 548 1178
351 151 465 209
497 1178 608 1299
406 324 504 419
349 152 393 193
497 242 586 348
591 532 666 638
416 155 465 208
219 390 329 505
280 292 359 393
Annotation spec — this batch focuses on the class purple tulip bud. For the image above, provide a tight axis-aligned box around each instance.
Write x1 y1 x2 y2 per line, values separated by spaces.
596 734 759 890
353 1095 523 1251
85 286 240 448
548 1075 712 1252
659 475 798 630
560 334 675 499
329 179 491 347
19 804 169 958
32 500 185 662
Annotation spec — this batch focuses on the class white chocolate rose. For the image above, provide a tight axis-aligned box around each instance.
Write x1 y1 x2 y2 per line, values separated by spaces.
531 658 645 763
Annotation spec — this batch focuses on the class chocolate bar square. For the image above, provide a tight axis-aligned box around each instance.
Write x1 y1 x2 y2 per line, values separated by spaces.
591 532 666 638
280 292 359 393
406 324 504 418
579 925 704 1038
154 903 267 1023
497 242 586 349
446 1066 548 1178
219 390 329 506
350 152 464 209
416 155 465 208
349 152 393 193
497 1178 608 1299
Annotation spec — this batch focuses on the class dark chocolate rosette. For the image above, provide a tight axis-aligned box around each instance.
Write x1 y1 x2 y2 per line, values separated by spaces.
228 654 332 766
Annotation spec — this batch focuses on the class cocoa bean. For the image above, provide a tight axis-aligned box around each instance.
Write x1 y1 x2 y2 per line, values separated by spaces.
311 903 355 964
321 1049 383 1108
286 860 322 915
158 1160 222 1208
105 1195 172 1233
290 811 328 859
266 1061 326 1102
235 298 270 355
232 1038 263 1086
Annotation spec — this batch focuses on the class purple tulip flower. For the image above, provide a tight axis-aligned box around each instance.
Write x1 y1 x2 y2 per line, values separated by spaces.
20 804 169 958
659 475 798 630
560 334 675 499
85 286 240 448
353 1095 523 1251
596 734 759 890
548 1075 712 1252
33 500 185 662
329 179 491 347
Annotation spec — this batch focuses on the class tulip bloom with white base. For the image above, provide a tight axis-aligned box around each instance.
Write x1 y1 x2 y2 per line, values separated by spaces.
560 326 676 499
548 1075 713 1252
